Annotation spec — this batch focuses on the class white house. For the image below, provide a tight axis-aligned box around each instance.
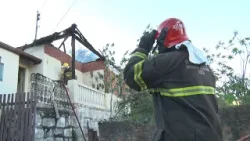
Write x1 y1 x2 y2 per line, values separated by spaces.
0 39 124 133
0 41 41 94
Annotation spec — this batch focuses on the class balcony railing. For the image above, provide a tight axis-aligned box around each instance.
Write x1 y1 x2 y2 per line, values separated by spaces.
68 80 107 109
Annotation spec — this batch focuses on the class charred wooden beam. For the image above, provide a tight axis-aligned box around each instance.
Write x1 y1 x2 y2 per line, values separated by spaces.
63 43 66 53
58 36 69 50
71 35 76 79
18 24 75 50
17 23 105 62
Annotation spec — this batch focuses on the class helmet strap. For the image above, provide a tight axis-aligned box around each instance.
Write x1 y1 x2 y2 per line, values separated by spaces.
158 45 175 54
158 44 187 54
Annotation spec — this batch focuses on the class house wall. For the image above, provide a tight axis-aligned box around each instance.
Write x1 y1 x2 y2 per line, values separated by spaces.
24 45 45 75
81 70 105 92
23 45 45 92
43 54 105 91
19 58 32 93
24 45 105 91
0 48 19 94
43 45 105 91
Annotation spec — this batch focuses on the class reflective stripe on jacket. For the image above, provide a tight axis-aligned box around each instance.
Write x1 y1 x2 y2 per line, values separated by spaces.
123 47 223 141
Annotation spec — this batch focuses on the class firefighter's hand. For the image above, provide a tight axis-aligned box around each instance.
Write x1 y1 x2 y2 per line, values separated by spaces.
138 30 157 53
157 27 168 46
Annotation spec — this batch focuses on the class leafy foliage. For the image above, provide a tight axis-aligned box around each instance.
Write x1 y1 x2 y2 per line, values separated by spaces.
203 31 250 106
203 31 250 141
114 24 155 123
85 24 156 123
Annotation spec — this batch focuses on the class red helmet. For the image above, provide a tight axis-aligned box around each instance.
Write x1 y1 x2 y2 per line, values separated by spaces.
155 18 189 48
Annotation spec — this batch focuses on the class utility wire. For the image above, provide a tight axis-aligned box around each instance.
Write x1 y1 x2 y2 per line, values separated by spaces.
53 0 78 32
40 0 48 13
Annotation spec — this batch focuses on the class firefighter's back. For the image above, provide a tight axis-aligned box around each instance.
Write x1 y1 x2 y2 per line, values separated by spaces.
152 49 223 141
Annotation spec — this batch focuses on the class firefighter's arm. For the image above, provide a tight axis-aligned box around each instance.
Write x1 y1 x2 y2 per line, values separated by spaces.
124 47 173 91
124 47 181 91
123 48 148 91
124 30 162 91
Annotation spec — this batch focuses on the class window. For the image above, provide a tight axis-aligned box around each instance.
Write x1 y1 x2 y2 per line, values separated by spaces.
0 57 3 81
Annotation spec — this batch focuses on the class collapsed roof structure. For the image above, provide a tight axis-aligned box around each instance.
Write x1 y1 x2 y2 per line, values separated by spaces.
18 24 105 79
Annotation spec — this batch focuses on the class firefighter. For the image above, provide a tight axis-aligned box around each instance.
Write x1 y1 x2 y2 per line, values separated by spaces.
123 18 223 141
61 62 72 84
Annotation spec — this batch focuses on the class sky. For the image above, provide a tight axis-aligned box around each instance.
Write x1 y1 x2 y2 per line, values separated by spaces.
0 0 250 73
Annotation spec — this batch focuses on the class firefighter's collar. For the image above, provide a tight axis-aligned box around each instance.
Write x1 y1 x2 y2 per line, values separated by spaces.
175 40 209 65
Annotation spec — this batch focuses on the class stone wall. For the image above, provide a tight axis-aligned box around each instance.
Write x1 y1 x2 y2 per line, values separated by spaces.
98 121 155 141
34 104 83 141
98 105 250 141
219 105 250 141
31 73 112 141
31 73 87 141
74 104 111 136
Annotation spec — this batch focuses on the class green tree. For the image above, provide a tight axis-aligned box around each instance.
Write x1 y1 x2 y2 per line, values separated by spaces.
89 43 132 117
87 24 156 123
99 43 154 123
204 31 250 140
204 31 250 106
114 24 156 123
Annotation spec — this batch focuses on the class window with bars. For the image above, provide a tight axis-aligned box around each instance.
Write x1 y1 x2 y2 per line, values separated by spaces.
0 57 4 81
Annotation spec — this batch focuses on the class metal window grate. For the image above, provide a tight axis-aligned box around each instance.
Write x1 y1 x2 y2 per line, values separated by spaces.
0 56 3 81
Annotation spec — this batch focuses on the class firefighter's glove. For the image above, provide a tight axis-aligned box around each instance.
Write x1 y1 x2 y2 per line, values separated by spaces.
156 27 169 53
138 30 157 53
157 27 168 46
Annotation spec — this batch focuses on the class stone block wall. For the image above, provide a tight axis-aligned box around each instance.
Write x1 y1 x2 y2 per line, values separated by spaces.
75 105 111 135
34 105 84 141
99 105 250 141
30 73 112 141
98 121 155 141
34 104 111 141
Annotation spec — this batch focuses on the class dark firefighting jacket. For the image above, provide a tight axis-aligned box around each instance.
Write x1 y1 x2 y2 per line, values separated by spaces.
123 47 223 141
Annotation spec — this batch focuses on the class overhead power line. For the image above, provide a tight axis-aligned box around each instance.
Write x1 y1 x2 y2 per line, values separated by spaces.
53 0 78 32
40 0 48 12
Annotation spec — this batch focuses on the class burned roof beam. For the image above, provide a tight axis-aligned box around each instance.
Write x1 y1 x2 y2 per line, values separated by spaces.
73 26 104 60
58 35 70 53
74 35 104 60
18 24 75 50
19 32 72 50
18 24 104 60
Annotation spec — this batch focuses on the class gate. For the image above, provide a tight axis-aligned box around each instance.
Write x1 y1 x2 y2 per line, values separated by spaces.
0 92 36 141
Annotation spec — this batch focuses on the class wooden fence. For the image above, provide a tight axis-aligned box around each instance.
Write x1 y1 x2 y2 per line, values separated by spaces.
0 92 36 141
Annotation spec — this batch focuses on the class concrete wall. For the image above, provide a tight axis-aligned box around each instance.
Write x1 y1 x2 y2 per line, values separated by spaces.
23 45 45 93
0 48 19 94
19 58 32 93
24 45 105 89
43 54 104 89
81 70 105 92
24 45 45 75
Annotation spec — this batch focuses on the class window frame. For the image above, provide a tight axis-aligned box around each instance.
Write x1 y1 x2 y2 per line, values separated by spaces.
0 56 4 81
